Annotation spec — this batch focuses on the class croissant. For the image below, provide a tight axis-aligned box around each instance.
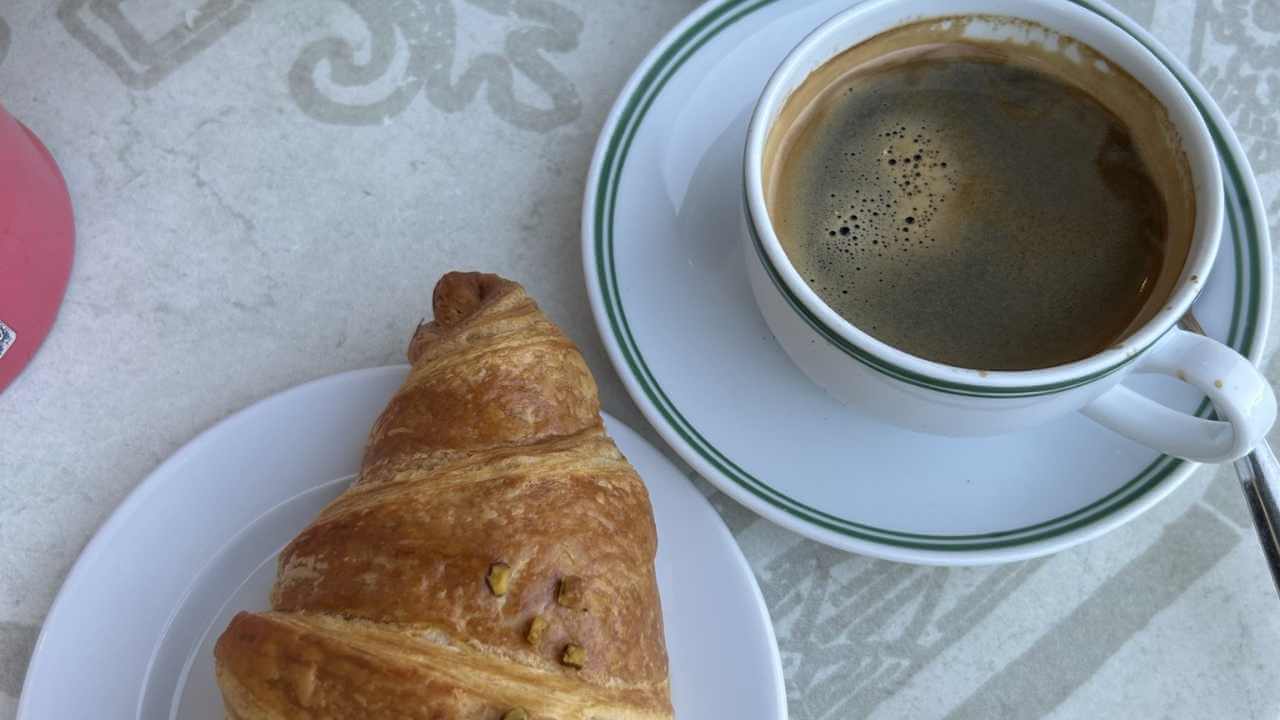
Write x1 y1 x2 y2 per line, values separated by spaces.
214 272 672 719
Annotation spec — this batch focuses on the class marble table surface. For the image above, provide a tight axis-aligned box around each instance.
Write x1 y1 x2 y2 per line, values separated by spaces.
2 0 1279 717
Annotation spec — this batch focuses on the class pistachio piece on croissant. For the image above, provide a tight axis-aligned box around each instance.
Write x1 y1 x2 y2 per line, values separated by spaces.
557 576 588 611
487 562 512 596
526 615 549 646
562 643 587 669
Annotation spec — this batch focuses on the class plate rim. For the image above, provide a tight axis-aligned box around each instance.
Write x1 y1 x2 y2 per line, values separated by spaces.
581 0 1273 564
19 365 786 719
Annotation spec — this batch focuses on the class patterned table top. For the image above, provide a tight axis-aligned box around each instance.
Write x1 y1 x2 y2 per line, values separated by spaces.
1 1 1277 717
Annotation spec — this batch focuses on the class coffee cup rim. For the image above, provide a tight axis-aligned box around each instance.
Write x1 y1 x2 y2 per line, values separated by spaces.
744 0 1224 395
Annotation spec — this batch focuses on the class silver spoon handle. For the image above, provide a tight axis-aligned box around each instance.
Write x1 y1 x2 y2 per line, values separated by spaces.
1234 439 1280 596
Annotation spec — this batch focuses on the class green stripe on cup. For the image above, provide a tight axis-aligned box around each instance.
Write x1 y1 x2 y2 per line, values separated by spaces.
591 0 1266 549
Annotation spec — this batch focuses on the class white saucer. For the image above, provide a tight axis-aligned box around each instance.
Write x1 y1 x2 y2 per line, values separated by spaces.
582 0 1272 565
19 367 786 719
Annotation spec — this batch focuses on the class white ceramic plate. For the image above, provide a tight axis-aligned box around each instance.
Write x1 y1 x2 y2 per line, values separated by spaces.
19 366 786 719
582 0 1271 564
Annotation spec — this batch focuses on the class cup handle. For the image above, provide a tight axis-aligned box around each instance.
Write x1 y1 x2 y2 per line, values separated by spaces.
1082 328 1277 463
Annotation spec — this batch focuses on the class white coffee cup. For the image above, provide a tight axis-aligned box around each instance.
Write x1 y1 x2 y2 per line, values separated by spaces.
743 0 1276 462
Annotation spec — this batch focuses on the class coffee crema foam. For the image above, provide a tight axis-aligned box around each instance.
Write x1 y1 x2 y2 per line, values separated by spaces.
765 19 1195 371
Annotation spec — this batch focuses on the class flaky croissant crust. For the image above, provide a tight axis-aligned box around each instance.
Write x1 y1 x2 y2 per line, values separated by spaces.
215 273 671 719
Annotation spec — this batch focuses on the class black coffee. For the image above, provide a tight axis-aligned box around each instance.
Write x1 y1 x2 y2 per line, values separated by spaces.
767 34 1191 371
